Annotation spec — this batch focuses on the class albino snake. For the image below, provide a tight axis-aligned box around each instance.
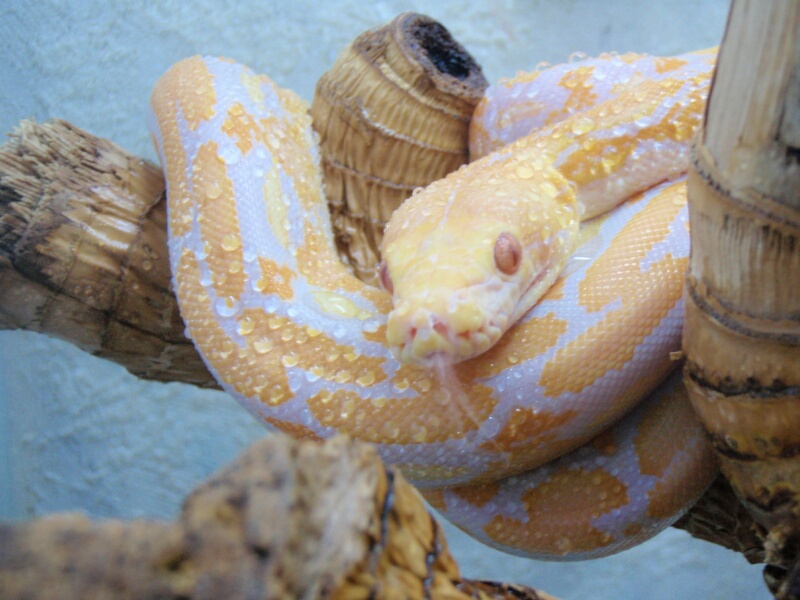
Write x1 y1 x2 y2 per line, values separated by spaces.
149 49 718 559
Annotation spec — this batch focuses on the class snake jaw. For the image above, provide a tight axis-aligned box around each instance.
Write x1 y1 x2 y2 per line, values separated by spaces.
387 308 507 367
386 282 514 367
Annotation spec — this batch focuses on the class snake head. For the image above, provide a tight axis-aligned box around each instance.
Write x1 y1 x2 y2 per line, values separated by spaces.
380 159 578 368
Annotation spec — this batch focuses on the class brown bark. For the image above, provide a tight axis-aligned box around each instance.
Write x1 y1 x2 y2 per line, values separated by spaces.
0 119 217 388
0 434 556 600
683 0 800 597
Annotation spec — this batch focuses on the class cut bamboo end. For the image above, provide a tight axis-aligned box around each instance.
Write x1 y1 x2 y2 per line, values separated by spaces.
311 12 488 285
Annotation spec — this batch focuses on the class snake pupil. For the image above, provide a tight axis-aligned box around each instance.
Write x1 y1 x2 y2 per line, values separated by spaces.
494 232 522 275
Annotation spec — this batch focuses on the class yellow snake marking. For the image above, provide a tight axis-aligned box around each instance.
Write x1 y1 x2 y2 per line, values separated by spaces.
193 141 247 303
477 406 579 454
240 307 387 385
653 56 689 74
307 380 498 445
632 385 719 520
255 256 295 300
547 65 600 123
458 311 568 381
480 467 629 556
262 417 324 442
587 427 618 456
263 164 290 249
539 182 688 397
419 488 447 511
555 79 703 190
175 250 294 401
161 56 218 130
295 223 392 318
448 480 503 508
150 58 217 240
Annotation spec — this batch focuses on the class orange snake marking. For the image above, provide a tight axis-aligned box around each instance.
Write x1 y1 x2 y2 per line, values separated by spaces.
149 50 718 559
432 373 718 560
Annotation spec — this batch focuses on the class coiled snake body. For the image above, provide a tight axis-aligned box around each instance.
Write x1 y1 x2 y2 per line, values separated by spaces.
149 49 718 559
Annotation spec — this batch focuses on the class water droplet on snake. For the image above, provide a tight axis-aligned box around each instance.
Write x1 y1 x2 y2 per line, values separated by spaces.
221 233 242 252
281 353 299 367
237 317 255 336
253 338 273 354
214 296 239 317
571 116 596 136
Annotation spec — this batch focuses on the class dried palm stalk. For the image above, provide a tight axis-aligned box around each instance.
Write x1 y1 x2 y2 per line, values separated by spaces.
0 434 557 600
682 0 800 596
311 12 488 285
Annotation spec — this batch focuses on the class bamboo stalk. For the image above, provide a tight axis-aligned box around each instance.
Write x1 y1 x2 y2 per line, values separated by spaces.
683 0 800 597
0 434 557 600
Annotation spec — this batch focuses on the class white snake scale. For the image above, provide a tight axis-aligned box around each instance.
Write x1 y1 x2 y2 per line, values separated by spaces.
149 49 719 560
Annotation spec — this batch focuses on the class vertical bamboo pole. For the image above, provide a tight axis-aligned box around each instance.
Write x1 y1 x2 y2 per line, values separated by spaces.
683 1 800 597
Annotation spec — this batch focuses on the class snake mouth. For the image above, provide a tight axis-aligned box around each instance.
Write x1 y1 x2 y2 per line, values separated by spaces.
392 317 505 367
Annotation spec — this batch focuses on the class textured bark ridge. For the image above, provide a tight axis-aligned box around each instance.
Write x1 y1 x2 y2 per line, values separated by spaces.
0 119 216 388
0 435 556 600
682 1 800 597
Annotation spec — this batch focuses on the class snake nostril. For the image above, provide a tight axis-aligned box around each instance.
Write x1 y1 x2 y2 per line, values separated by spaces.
433 320 449 338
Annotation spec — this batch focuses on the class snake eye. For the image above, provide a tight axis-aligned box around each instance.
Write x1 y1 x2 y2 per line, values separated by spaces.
378 260 394 294
494 232 522 275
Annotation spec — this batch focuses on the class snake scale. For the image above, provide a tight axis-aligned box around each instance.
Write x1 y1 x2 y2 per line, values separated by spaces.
149 48 718 559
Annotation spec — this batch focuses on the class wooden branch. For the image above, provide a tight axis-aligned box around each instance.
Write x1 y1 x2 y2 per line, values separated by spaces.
683 0 800 597
0 119 218 388
0 434 556 600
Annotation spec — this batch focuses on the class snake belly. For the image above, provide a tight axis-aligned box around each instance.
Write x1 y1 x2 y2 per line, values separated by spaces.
149 51 717 559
